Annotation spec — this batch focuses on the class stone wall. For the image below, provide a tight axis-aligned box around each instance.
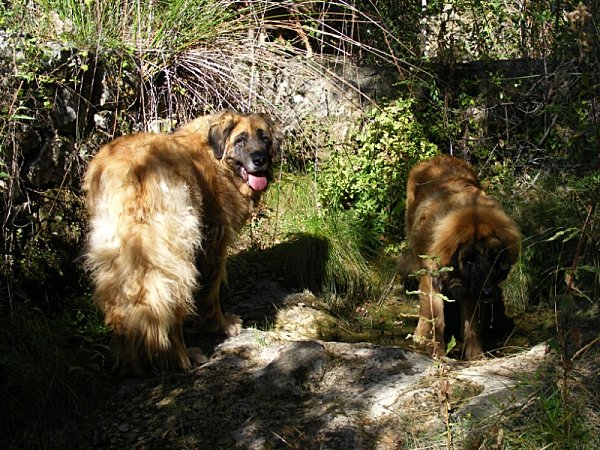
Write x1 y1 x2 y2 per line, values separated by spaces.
0 36 401 190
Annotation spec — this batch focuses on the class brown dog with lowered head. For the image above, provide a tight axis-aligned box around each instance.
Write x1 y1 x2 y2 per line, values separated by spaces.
400 154 520 360
83 111 283 375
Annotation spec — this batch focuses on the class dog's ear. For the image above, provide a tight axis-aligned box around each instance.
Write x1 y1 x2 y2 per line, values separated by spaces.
258 113 284 156
270 122 284 156
208 111 236 159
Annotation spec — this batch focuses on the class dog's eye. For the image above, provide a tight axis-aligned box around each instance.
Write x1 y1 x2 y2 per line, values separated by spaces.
257 129 271 145
463 253 477 265
234 135 246 146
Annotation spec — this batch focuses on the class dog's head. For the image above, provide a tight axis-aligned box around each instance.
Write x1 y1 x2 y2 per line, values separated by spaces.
450 237 516 302
431 202 521 303
208 111 283 192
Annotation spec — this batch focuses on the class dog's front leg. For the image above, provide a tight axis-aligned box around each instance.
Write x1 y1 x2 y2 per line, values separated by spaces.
460 299 484 360
195 244 242 337
414 274 446 358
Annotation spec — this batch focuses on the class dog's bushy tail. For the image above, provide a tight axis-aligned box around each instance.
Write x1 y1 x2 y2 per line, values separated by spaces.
85 165 203 374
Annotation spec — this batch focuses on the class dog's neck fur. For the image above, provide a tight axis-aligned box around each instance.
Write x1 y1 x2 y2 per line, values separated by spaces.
175 134 261 244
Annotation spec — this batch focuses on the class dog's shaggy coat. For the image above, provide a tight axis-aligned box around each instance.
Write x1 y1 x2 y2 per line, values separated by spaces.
400 155 520 360
83 111 282 374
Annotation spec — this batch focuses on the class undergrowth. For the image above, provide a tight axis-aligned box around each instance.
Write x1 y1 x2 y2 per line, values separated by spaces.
320 97 439 237
503 172 600 313
0 299 110 448
467 346 600 450
256 172 397 315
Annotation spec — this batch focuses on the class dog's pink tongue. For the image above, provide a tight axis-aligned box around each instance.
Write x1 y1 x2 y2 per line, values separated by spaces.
247 173 268 191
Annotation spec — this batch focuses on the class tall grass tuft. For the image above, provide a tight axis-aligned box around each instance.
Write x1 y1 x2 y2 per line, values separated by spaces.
1 0 411 131
260 173 396 314
8 0 236 51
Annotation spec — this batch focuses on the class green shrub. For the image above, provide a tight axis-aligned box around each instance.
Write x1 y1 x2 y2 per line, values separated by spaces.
319 97 438 238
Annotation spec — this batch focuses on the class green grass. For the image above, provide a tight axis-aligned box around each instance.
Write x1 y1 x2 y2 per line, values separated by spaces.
255 172 397 314
4 0 236 52
480 365 600 450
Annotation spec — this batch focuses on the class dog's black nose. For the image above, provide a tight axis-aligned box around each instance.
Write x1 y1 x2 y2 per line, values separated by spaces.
251 152 268 168
482 285 494 296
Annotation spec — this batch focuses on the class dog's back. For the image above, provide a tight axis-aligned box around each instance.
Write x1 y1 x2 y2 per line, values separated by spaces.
404 155 482 273
405 155 480 238
84 133 205 374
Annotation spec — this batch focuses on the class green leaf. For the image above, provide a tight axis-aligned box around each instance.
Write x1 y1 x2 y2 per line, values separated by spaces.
546 227 579 243
437 293 455 302
576 265 600 274
446 335 457 353
406 289 425 296
10 114 35 121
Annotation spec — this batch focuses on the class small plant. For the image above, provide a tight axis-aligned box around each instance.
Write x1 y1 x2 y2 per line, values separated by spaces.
405 255 455 354
408 255 459 449
251 325 272 348
319 97 438 238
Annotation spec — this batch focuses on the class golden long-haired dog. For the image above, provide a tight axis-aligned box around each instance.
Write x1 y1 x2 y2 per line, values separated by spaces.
400 155 520 360
83 111 283 375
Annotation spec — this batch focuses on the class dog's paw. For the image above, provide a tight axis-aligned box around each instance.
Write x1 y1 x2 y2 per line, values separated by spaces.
222 313 243 337
188 347 208 366
464 344 485 361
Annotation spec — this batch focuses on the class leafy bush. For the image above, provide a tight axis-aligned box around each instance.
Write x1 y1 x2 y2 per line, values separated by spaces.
319 97 438 238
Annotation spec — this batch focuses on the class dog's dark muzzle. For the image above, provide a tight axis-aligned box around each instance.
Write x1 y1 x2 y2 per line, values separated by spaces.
474 283 502 303
249 151 270 172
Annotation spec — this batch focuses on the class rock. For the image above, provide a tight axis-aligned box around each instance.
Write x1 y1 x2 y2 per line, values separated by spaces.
51 86 78 134
255 340 328 397
22 130 78 187
80 301 549 450
452 343 548 420
275 304 337 340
